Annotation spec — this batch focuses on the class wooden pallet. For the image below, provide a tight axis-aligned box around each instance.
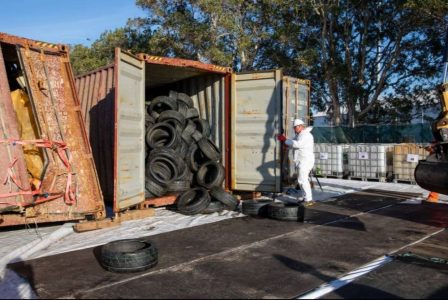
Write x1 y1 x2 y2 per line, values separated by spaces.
73 207 155 233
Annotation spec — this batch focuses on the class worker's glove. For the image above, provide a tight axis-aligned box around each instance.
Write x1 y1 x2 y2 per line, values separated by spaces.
277 134 287 142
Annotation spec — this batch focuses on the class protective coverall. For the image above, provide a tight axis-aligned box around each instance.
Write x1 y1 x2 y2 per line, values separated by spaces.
284 127 315 202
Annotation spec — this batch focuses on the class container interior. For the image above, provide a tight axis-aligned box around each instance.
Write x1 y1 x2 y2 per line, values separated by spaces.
144 63 226 152
0 43 46 189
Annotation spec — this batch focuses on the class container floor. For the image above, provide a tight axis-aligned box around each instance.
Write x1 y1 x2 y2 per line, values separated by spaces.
8 190 448 299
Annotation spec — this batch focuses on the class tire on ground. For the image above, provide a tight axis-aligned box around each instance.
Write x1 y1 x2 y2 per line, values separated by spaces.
202 201 224 214
242 200 273 217
100 239 158 273
176 187 211 215
210 187 238 211
267 202 305 222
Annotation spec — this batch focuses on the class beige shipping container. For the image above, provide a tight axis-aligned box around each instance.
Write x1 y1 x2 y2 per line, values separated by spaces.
393 144 428 183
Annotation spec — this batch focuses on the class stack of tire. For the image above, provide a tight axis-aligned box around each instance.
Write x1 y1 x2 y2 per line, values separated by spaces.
145 91 238 215
242 200 305 222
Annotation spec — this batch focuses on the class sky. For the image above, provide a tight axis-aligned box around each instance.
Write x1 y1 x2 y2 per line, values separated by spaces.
0 0 146 46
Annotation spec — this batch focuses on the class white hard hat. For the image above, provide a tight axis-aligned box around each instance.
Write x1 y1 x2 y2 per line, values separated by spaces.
293 119 305 127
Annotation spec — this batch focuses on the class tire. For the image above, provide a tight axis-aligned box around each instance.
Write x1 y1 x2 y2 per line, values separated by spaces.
177 101 189 117
177 93 194 108
149 96 178 119
191 130 203 142
146 123 180 149
210 187 238 211
197 138 221 162
182 121 196 144
192 118 211 138
267 202 305 222
186 108 199 119
145 178 166 197
100 239 158 273
186 144 209 172
176 140 189 159
167 180 191 193
242 200 273 217
147 157 178 186
148 148 184 172
157 110 186 129
196 161 225 189
177 188 211 215
202 201 224 214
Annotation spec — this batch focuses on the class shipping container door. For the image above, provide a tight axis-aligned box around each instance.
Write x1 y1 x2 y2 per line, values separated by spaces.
231 70 282 192
283 77 311 181
114 49 145 211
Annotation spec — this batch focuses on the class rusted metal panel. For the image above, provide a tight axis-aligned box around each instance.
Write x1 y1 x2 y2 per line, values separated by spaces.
138 53 232 75
113 49 145 212
231 70 283 192
0 32 105 227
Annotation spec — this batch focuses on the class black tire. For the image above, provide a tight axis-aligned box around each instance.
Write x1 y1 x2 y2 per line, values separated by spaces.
242 200 273 217
196 161 225 189
177 188 211 215
193 118 211 138
149 96 178 119
182 120 196 144
177 101 189 117
186 144 209 172
146 123 180 149
176 140 189 159
167 180 191 193
157 110 186 128
147 157 178 186
145 178 166 197
192 130 203 142
177 93 194 108
168 90 178 99
197 138 221 162
100 239 158 273
148 148 185 172
210 187 238 211
267 202 305 222
186 108 199 119
202 201 224 214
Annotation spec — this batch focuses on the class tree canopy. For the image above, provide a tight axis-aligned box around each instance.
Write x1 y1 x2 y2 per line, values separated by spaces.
69 0 448 126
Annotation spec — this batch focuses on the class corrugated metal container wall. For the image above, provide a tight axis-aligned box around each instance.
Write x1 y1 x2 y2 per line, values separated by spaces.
0 32 105 227
76 65 115 202
75 52 231 208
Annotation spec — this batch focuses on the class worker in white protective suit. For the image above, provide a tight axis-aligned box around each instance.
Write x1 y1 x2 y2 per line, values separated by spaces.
277 119 315 206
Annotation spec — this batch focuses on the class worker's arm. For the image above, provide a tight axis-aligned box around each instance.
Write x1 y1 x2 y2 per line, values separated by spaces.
285 134 312 149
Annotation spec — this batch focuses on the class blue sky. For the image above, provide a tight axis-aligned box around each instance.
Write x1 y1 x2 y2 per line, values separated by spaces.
0 0 145 46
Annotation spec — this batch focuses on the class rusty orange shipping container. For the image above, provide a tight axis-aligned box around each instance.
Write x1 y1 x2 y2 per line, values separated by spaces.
0 32 105 227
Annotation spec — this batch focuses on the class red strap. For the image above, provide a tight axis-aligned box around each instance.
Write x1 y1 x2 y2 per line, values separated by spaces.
0 138 76 206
